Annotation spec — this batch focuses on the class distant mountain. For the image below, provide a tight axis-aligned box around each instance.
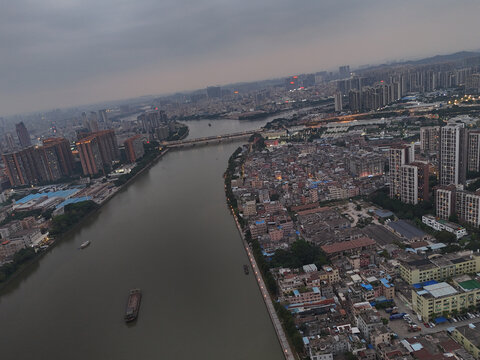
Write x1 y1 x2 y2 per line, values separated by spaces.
405 51 480 65
355 51 480 73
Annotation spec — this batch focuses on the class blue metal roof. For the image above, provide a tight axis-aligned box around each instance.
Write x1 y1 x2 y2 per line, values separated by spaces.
55 196 92 209
413 280 438 289
16 189 79 204
380 278 391 288
435 316 448 324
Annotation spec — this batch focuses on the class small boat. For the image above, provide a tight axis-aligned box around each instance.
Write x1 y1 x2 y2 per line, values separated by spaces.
243 264 249 275
125 289 142 322
79 240 90 249
208 123 212 127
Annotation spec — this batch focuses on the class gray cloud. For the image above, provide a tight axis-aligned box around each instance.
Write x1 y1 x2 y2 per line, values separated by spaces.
0 0 479 115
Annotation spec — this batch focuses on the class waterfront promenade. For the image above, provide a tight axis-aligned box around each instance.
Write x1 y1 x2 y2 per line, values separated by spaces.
229 203 296 360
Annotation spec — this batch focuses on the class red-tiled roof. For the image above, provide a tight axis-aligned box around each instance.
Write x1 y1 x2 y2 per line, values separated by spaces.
291 202 319 212
321 237 376 254
297 207 330 216
410 241 429 249
439 339 461 352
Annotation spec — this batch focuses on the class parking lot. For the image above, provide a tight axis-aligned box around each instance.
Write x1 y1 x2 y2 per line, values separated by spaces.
385 295 480 337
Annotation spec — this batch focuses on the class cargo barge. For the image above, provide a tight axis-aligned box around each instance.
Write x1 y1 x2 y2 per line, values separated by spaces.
124 289 142 322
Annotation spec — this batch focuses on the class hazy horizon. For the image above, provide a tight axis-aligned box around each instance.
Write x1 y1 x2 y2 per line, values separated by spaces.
2 0 480 116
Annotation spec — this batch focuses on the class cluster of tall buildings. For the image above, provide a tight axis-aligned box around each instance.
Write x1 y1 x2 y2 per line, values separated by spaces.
0 109 150 186
15 122 31 148
340 64 480 112
2 127 122 186
388 144 429 204
416 121 480 228
284 74 316 90
2 138 74 187
435 185 480 227
76 130 119 176
81 110 110 133
124 135 145 163
348 81 403 112
137 109 170 140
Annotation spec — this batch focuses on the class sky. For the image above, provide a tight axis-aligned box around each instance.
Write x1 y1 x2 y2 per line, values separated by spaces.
1 0 480 116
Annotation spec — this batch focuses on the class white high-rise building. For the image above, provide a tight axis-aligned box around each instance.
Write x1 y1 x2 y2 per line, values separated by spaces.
334 92 343 112
389 144 414 199
420 126 440 153
456 190 480 227
400 165 418 204
467 131 480 173
440 123 467 186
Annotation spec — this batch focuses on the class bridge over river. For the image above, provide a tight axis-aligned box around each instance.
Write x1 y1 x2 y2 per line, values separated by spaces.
162 129 264 148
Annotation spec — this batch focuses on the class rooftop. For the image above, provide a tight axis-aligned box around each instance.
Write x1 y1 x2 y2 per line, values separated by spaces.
321 237 376 254
15 189 79 204
374 209 394 218
387 220 427 240
458 279 480 291
455 324 480 348
422 282 457 298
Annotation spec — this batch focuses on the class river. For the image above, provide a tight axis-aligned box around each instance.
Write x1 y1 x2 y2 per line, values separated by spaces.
0 118 283 360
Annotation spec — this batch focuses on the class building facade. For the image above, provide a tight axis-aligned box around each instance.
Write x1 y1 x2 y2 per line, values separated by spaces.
2 146 62 187
42 137 75 177
124 135 145 163
76 130 119 176
389 144 414 199
412 281 480 321
435 185 457 220
420 126 440 153
422 215 467 239
468 130 480 173
15 122 31 148
399 253 480 285
440 122 467 186
452 325 480 359
456 190 480 228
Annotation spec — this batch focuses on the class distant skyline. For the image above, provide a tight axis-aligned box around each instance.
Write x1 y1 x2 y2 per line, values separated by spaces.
1 0 480 116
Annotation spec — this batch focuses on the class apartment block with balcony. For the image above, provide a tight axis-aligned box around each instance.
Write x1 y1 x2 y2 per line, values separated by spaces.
412 279 480 321
399 252 480 285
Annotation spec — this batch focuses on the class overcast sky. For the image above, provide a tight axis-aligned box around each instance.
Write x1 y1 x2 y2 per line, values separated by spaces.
1 0 479 115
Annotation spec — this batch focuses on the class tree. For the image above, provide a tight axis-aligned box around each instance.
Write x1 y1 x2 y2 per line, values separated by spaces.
441 244 462 254
449 214 459 223
345 352 358 360
379 250 391 259
270 239 329 269
435 230 457 244
270 193 280 201
248 133 265 150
